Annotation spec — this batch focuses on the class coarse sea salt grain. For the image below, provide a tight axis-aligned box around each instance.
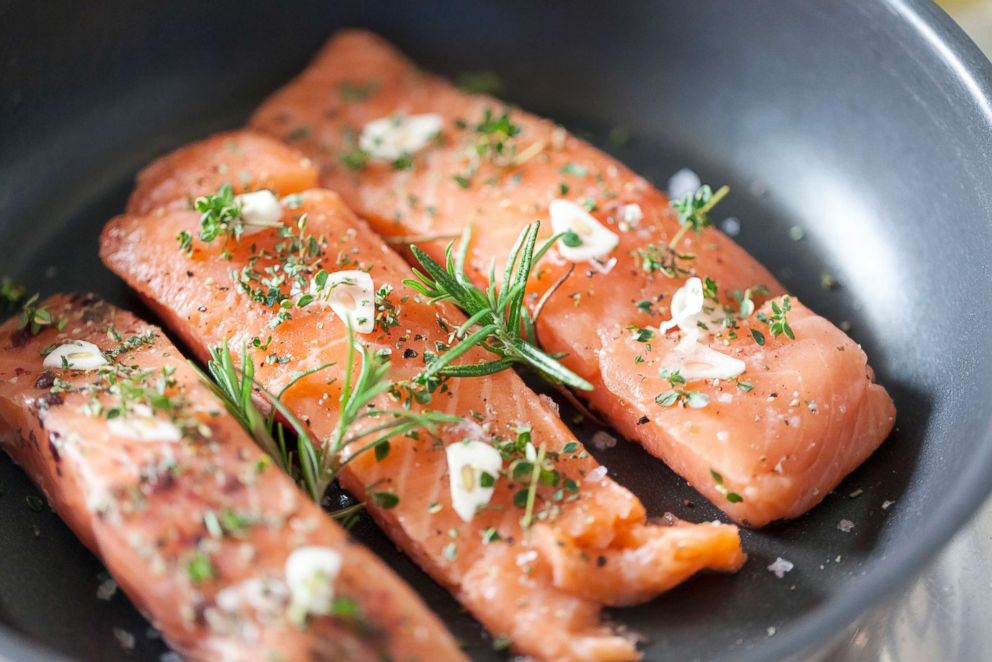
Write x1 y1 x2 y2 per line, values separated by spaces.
668 168 701 200
591 430 617 450
585 465 609 483
113 628 135 652
837 519 855 533
767 557 794 578
96 577 118 600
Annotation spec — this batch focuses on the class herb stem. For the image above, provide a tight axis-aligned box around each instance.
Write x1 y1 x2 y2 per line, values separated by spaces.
520 443 547 530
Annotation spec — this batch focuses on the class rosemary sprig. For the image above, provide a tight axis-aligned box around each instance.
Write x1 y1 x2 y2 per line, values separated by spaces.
323 328 459 493
404 223 592 391
197 330 457 512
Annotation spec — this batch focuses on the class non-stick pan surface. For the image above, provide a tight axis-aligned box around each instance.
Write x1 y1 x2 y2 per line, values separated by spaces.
2 1 992 660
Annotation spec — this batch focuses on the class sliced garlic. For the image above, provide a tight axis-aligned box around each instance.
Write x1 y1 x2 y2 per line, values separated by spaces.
445 440 503 522
359 114 443 162
311 271 376 334
549 199 619 262
662 331 746 381
660 277 705 334
43 340 108 370
235 190 283 235
107 404 182 443
658 276 728 335
285 546 342 624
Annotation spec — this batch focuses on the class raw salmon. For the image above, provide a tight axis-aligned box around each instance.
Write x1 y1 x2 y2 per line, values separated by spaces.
249 30 897 526
0 293 464 662
128 130 318 215
102 136 746 661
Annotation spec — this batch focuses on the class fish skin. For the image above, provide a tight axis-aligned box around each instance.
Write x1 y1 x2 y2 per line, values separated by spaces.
0 293 465 662
103 138 747 660
249 30 897 527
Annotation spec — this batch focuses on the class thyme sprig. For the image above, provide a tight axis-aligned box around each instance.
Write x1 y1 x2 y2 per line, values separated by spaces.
404 223 592 391
655 368 710 409
19 293 63 336
636 183 730 278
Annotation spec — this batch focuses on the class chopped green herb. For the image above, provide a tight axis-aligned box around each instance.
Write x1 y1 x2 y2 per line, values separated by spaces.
330 596 362 618
656 389 710 409
340 148 370 172
559 162 587 177
339 80 379 102
456 71 504 96
481 527 501 544
371 491 400 509
735 379 754 392
187 551 214 583
0 277 25 310
710 469 743 503
285 125 312 141
764 296 795 340
561 229 583 247
18 294 57 336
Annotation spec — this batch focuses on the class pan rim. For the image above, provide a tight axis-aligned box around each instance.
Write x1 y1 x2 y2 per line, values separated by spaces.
1 1 992 660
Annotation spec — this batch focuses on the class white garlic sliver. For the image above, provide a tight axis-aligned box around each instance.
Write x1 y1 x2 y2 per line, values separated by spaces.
662 331 746 381
359 114 443 162
446 440 503 523
311 271 376 334
43 340 108 370
235 190 283 235
549 199 619 262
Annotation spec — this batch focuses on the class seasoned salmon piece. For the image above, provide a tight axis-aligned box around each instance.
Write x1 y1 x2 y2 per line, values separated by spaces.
249 30 896 526
104 164 746 660
127 130 318 215
0 294 464 662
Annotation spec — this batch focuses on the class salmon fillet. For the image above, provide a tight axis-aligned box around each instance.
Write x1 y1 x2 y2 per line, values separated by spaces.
0 294 464 662
249 30 897 526
127 130 318 215
103 133 747 661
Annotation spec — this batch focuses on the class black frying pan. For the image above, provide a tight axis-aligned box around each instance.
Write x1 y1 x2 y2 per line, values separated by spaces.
2 1 992 660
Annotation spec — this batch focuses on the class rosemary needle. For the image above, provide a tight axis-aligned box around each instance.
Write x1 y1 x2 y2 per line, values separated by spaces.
405 222 592 391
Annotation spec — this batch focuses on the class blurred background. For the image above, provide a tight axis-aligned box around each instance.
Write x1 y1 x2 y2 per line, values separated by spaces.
941 0 992 52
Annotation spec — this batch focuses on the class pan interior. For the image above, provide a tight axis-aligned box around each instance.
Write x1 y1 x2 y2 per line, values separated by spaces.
1 1 991 660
